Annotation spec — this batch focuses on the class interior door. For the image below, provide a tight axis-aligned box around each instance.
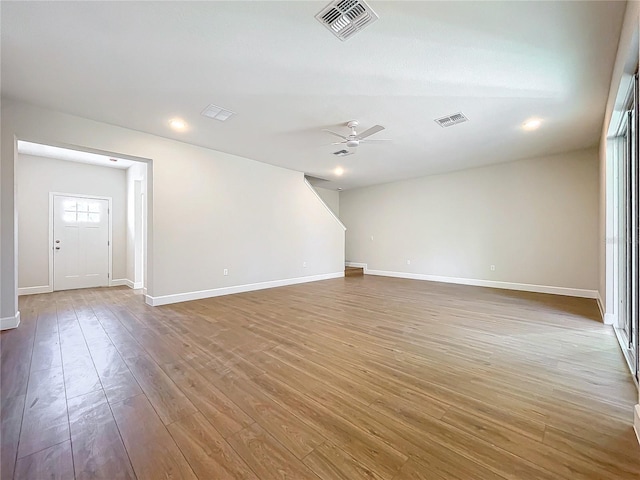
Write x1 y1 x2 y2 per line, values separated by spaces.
53 194 110 291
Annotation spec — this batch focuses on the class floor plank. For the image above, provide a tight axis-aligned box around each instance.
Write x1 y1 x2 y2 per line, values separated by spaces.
1 301 38 402
124 354 197 425
110 394 196 480
227 423 320 480
0 394 26 480
162 360 254 438
215 371 327 459
88 343 143 404
68 390 136 480
303 440 386 480
167 412 258 480
14 440 75 480
17 365 70 459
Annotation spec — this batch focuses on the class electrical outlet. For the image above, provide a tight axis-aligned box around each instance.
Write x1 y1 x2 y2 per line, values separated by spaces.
407 260 411 265
223 268 228 276
490 265 495 271
303 262 307 268
370 235 374 241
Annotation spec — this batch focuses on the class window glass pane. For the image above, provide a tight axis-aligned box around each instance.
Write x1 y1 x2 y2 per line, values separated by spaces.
77 212 89 222
63 212 76 222
88 213 100 223
88 203 100 213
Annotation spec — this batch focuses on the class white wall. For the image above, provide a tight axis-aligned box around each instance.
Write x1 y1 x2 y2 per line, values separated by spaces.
1 99 344 313
1 123 18 326
315 187 339 217
599 1 639 314
126 162 147 288
340 148 599 294
16 155 127 291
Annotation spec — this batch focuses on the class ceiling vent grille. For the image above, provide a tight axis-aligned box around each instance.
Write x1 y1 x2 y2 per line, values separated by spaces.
201 104 235 122
435 112 468 128
315 0 379 41
333 149 354 157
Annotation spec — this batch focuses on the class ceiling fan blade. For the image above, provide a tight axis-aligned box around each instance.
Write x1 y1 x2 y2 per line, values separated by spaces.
356 125 385 140
331 141 346 145
322 129 348 140
359 138 391 143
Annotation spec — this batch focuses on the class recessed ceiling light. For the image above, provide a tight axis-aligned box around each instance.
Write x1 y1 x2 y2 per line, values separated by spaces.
334 166 344 176
522 118 542 131
169 118 187 131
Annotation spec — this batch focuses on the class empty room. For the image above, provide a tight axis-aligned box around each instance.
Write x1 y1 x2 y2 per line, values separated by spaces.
1 1 639 479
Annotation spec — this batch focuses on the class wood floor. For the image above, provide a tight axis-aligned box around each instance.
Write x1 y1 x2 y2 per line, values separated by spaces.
1 276 639 479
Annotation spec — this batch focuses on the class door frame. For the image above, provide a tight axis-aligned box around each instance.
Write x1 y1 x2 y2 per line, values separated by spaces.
609 73 640 383
49 192 113 291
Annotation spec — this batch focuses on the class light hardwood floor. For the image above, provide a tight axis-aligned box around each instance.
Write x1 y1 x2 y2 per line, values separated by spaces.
1 276 639 479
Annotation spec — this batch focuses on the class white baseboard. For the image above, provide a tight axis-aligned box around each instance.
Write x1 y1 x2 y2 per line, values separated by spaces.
20 281 143 293
634 405 640 447
18 285 52 296
365 269 599 299
110 279 143 289
596 293 614 325
596 293 605 320
145 271 344 307
0 311 21 330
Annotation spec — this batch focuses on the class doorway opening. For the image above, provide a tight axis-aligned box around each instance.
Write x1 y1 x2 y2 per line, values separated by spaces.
16 140 149 296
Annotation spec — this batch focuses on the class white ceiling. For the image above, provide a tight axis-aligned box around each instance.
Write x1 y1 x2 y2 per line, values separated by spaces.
1 1 625 190
17 141 137 170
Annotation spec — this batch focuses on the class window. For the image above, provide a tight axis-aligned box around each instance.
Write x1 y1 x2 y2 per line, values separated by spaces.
63 200 101 223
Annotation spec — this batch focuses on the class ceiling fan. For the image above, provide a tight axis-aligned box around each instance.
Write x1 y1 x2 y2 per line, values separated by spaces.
323 120 389 148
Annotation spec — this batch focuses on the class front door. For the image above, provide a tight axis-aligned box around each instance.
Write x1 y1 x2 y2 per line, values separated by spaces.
53 194 110 291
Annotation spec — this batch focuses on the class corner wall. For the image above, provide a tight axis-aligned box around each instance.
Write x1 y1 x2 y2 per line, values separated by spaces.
126 162 147 289
340 148 599 296
1 99 344 316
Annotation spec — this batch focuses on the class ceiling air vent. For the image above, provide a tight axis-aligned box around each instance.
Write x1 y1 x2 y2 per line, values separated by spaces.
201 104 235 122
435 112 468 128
315 0 379 41
333 149 354 157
